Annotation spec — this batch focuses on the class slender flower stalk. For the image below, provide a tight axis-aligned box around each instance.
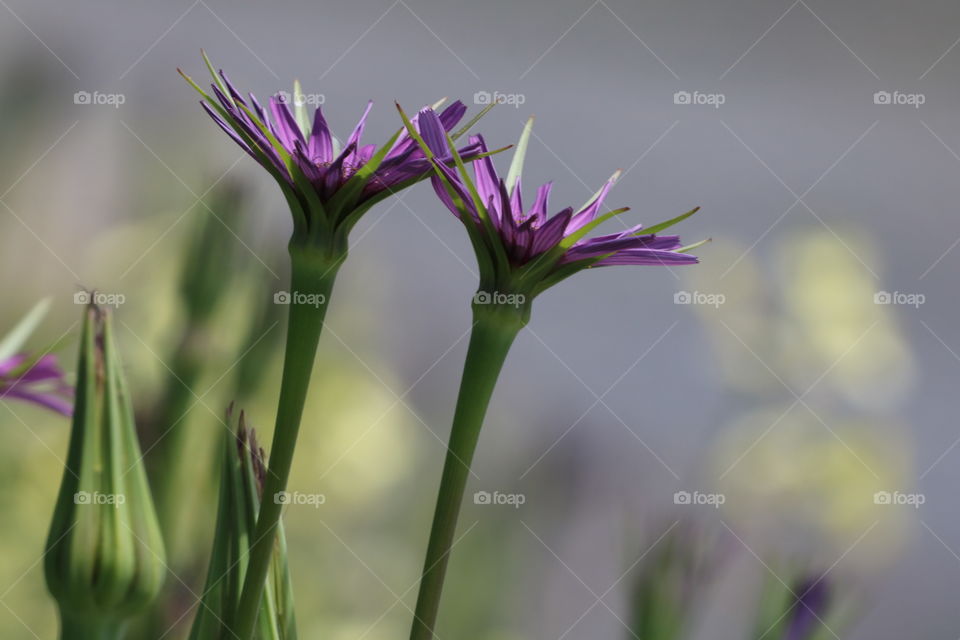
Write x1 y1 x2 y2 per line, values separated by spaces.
44 303 165 640
0 299 72 416
397 106 705 640
180 52 492 639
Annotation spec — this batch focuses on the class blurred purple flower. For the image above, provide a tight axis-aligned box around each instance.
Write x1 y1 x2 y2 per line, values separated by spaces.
0 353 72 416
784 578 831 640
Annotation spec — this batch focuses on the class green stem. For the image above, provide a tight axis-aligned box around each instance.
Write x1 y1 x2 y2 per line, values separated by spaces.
59 611 125 640
232 246 342 640
409 302 526 640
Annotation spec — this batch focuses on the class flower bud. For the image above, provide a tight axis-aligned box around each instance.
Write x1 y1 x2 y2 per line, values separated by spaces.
628 524 722 640
44 303 165 637
189 406 297 639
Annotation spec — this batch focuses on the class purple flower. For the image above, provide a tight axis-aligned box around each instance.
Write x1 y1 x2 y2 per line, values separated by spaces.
403 108 703 300
181 53 485 243
0 353 72 416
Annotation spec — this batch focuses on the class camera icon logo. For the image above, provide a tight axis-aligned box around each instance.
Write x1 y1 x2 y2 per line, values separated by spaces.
473 490 492 505
674 291 692 304
274 291 291 305
473 291 492 305
74 291 91 305
874 291 892 305
73 491 91 504
473 91 492 105
74 91 92 105
673 91 692 105
873 91 891 105
673 490 691 504
274 491 292 505
873 491 892 505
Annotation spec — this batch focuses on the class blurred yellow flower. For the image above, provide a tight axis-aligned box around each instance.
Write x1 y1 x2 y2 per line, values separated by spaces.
713 408 913 571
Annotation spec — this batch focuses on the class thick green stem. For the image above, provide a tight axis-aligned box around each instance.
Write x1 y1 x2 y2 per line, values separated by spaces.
231 246 341 639
409 302 526 640
58 611 125 640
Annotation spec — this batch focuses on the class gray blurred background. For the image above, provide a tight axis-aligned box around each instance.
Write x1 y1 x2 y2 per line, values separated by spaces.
0 0 958 638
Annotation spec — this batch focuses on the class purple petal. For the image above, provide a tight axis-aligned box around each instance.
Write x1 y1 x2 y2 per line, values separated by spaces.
17 355 68 383
528 182 553 226
497 180 517 248
249 92 269 124
565 234 683 260
218 70 248 108
324 141 357 196
355 144 376 166
430 160 476 219
2 388 72 416
0 355 26 377
201 101 254 155
587 248 699 266
438 100 468 131
293 140 325 185
416 107 448 156
529 207 573 255
269 96 305 151
509 176 523 220
470 135 502 224
385 101 466 164
347 101 374 150
308 107 333 163
566 178 615 234
512 214 537 262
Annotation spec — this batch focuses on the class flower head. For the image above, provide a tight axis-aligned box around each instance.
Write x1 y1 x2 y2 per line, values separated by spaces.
0 299 71 416
181 52 488 250
400 107 704 306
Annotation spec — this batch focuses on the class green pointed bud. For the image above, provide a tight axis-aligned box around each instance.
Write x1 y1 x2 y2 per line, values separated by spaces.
189 406 297 640
628 525 719 640
178 178 246 322
44 303 166 640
